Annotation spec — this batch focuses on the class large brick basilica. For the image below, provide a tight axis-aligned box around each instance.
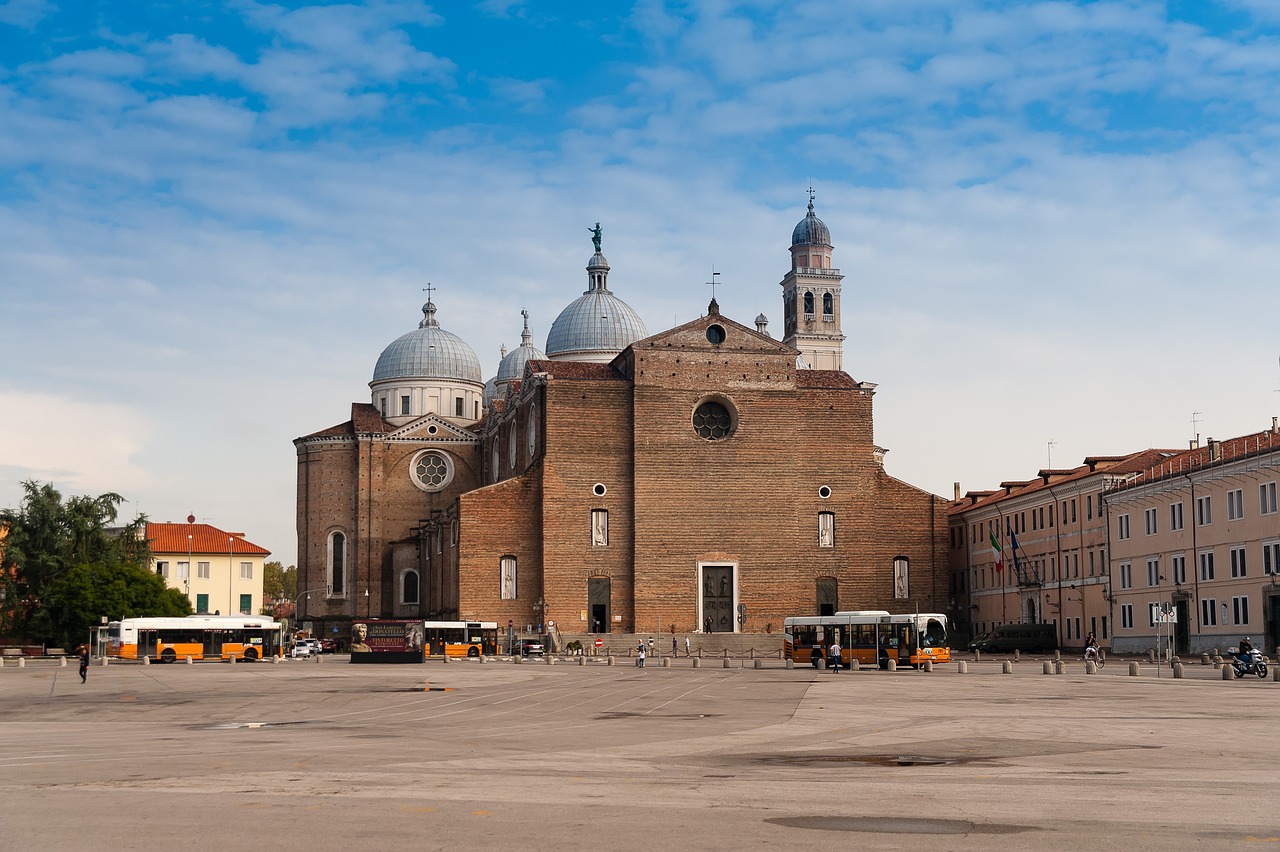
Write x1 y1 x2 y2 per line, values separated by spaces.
294 199 948 640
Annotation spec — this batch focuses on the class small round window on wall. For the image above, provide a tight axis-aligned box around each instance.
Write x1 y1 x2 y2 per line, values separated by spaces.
411 450 454 492
593 483 607 497
706 324 726 345
692 397 735 441
818 485 832 499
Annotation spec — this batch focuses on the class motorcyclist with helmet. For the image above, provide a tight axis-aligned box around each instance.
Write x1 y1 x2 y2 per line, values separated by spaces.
1236 637 1256 673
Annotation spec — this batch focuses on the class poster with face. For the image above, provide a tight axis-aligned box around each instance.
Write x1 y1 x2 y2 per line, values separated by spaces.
348 620 426 664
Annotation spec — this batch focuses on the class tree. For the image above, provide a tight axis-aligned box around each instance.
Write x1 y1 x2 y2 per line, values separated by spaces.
262 561 296 602
0 480 184 645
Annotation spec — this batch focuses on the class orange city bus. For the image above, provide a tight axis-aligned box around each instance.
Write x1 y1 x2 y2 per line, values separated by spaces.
784 611 950 669
423 621 498 658
107 614 283 662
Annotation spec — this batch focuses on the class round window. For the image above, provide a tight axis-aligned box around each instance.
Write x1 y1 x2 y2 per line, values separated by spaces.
692 399 734 441
818 485 832 499
411 450 454 492
427 425 438 435
706 324 726 345
593 483 607 497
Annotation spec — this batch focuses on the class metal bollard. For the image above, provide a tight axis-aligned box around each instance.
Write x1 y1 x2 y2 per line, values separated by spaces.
1223 664 1235 680
1001 660 1012 674
887 659 897 672
957 661 968 674
1043 661 1052 675
0 657 4 668
1085 660 1096 674
1128 661 1140 676
922 660 933 672
1173 662 1184 678
442 652 451 664
974 650 981 663
692 657 701 668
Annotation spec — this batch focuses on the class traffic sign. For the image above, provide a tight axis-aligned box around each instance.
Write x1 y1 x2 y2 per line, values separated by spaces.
594 637 603 648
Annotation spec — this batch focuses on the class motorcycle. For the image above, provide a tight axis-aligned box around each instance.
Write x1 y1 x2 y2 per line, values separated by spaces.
1230 648 1269 679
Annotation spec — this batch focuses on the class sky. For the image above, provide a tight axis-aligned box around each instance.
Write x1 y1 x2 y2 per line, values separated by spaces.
4 0 1280 567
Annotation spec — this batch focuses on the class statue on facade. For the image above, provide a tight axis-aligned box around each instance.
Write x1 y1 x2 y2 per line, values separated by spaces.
589 222 603 253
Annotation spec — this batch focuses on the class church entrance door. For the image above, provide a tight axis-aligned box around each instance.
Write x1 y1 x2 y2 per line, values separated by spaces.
701 565 735 633
588 578 610 634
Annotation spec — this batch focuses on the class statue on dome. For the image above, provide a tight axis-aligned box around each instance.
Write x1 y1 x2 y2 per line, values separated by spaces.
589 222 603 253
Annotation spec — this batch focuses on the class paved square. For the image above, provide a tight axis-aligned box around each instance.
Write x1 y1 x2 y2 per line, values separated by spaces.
2 656 1276 850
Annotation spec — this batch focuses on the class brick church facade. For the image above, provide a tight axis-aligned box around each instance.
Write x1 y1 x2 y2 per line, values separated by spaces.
295 199 948 640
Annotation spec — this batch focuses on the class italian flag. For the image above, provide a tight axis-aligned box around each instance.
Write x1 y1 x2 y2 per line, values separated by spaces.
989 529 1004 572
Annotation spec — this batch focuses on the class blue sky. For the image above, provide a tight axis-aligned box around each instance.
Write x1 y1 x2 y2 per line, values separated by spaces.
4 1 1280 565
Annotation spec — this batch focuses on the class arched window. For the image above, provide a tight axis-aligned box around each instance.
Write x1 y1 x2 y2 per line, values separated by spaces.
816 577 838 616
402 570 420 605
803 291 815 317
328 531 346 596
822 292 833 316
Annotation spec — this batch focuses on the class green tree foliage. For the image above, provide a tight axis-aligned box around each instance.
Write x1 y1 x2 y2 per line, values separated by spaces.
1 480 189 645
262 560 296 602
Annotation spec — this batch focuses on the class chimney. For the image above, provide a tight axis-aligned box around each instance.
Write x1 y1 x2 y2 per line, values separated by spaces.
1208 438 1218 461
953 482 961 501
1273 416 1278 434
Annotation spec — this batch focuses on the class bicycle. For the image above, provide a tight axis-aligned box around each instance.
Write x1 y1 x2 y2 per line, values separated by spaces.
1084 647 1105 667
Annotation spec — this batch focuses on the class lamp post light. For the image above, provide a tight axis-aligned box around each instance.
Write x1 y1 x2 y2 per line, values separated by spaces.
228 536 235 616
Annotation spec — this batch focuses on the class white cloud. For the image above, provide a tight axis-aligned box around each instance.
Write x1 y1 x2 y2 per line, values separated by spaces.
0 0 50 28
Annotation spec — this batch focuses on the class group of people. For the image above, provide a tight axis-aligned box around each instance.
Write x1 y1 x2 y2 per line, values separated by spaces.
635 635 694 667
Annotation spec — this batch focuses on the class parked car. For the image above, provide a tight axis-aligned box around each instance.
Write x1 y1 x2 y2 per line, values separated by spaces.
290 641 312 658
970 623 1058 654
519 639 544 657
319 639 337 654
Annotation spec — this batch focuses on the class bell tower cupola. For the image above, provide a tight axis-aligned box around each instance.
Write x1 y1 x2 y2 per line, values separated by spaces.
779 189 845 371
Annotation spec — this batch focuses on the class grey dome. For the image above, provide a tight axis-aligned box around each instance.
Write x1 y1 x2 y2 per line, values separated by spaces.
546 291 647 358
791 199 831 247
482 375 499 405
497 310 546 382
547 246 647 359
373 301 483 383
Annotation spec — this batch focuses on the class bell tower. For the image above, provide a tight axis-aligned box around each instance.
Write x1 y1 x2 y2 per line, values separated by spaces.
780 191 845 371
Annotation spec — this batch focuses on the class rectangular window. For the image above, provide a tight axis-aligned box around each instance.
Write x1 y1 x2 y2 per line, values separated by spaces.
1230 546 1246 578
1071 499 1077 524
380 397 387 417
1119 562 1132 589
818 512 835 548
1261 482 1278 515
1148 603 1158 628
500 556 517 600
1264 541 1280 575
156 561 169 578
198 561 210 579
1101 615 1108 639
1032 510 1038 531
239 593 252 614
196 593 209 612
1089 549 1096 576
1228 489 1244 521
1121 604 1133 630
1146 558 1160 587
1172 553 1186 585
1170 501 1184 531
1199 550 1215 582
1144 507 1157 536
1087 494 1093 520
1197 495 1212 526
455 396 464 417
1202 598 1217 627
177 561 189 580
240 562 252 580
1233 596 1250 626
591 509 609 547
1117 514 1130 540
401 395 410 416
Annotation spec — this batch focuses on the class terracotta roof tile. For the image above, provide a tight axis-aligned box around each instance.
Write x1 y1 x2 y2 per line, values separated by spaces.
146 523 270 556
525 360 623 380
1108 428 1280 492
796 371 860 389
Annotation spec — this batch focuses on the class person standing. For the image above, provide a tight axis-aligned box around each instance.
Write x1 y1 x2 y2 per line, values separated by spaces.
673 636 678 655
637 642 647 668
78 645 89 684
684 636 691 656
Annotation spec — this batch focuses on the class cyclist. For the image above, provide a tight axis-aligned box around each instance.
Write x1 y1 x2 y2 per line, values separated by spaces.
1083 634 1101 664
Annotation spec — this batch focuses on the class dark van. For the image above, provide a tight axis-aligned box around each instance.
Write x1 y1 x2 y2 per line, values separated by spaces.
972 623 1058 654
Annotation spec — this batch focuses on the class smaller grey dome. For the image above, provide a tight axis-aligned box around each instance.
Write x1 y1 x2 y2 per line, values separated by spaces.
372 301 482 384
755 313 768 325
496 310 546 382
791 199 831 248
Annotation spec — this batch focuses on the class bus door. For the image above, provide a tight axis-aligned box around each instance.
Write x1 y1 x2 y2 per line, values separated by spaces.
136 629 158 660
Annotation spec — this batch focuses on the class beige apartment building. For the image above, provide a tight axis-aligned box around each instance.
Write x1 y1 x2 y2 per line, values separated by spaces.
949 449 1173 651
146 522 270 617
1105 421 1280 655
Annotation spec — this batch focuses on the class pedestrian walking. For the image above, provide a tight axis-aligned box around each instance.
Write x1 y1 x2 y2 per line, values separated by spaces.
673 636 678 655
829 639 842 674
637 642 647 668
684 636 691 656
78 645 89 684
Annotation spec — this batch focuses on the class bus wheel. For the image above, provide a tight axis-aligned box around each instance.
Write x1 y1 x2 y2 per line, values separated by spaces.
467 645 480 658
244 647 259 661
161 648 176 664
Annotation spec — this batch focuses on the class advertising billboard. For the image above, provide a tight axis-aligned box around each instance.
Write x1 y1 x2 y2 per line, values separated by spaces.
349 619 426 664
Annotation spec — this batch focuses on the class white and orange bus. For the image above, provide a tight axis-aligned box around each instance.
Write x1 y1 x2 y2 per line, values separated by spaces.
784 611 950 669
423 621 498 658
107 615 283 662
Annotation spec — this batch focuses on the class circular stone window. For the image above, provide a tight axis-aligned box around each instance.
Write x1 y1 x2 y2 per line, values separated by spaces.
706 324 726 345
593 483 607 497
427 425 438 435
411 450 454 492
818 485 832 499
692 399 735 441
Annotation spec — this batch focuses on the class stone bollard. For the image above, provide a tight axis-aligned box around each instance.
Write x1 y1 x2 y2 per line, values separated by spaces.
60 656 67 667
1223 664 1236 680
142 655 150 665
957 660 968 673
442 652 451 664
693 657 701 668
545 655 554 665
100 656 108 666
1085 660 1096 674
478 655 487 664
605 655 613 666
887 659 897 672
816 658 826 670
723 657 731 668
1014 649 1020 662
1128 661 1140 677
187 655 194 665
316 654 323 664
849 659 859 671
1173 662 1184 678
753 659 762 669
0 657 4 668
270 655 278 665
1148 649 1156 663
1202 653 1211 666
663 658 672 668
1213 656 1222 669
923 659 933 672
18 657 26 668
1273 667 1280 683
229 654 236 665
578 656 586 666
974 650 981 663
1001 660 1012 674
1042 661 1052 675
1212 647 1220 657
785 659 793 669
1055 660 1065 675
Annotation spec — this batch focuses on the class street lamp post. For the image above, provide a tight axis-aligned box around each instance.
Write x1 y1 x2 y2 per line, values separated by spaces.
228 536 235 616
